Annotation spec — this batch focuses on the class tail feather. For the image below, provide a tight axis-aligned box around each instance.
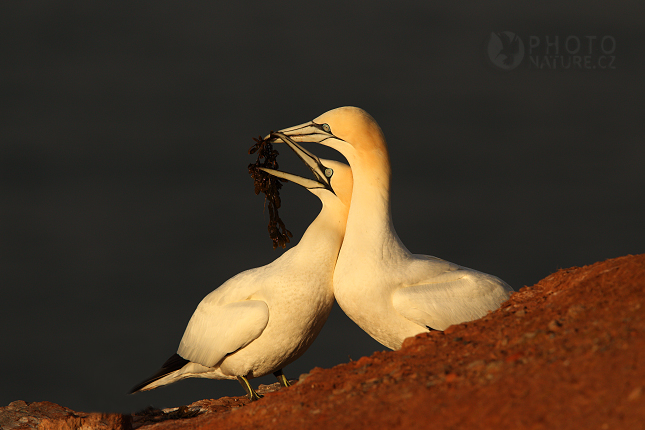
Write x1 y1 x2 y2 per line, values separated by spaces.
129 353 190 394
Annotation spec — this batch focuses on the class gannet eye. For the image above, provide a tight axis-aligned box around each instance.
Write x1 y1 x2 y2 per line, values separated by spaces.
324 168 334 178
322 123 331 133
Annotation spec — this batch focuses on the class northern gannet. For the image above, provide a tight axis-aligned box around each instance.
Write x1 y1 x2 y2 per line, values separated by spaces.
130 141 352 399
270 107 513 350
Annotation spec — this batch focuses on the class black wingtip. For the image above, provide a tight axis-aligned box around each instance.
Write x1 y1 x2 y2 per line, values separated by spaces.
129 353 190 394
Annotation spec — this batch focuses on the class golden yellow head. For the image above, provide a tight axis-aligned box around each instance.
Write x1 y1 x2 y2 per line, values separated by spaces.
323 159 353 209
313 107 388 158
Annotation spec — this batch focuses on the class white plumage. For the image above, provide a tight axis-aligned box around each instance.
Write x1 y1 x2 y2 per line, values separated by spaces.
273 106 514 350
130 156 353 399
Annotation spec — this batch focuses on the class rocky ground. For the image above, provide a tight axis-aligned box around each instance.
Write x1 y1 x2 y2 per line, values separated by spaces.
2 254 644 430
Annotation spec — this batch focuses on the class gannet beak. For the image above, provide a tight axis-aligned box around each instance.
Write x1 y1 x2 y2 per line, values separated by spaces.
259 167 326 191
264 121 339 145
259 131 334 193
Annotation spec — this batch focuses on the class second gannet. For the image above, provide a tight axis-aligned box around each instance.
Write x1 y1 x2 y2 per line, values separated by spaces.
270 107 514 350
129 139 352 400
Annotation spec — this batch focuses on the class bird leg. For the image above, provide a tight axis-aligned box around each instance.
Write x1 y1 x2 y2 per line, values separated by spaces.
236 375 263 401
273 369 291 387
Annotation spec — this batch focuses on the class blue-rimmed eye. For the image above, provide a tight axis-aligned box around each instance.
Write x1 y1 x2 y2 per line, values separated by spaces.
324 168 333 178
322 123 331 133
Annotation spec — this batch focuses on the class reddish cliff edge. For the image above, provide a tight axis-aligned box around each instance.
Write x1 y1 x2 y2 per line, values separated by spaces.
2 254 644 430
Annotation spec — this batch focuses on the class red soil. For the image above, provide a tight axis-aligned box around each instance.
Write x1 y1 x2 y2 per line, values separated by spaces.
3 254 644 429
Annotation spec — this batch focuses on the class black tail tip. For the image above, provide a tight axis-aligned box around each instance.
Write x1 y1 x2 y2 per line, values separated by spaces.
128 353 190 395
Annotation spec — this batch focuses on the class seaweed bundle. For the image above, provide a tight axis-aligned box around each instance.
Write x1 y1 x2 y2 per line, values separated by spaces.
248 135 293 249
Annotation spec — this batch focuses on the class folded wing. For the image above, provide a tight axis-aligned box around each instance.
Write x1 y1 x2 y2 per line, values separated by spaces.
392 269 512 331
178 300 269 367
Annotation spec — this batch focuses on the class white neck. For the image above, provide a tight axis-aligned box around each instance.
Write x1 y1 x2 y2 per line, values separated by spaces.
289 197 346 266
339 150 409 263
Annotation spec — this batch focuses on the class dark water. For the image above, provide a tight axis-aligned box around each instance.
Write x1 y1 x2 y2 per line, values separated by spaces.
1 1 643 413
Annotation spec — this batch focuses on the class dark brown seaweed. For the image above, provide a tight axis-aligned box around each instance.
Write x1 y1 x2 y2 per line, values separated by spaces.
248 134 293 249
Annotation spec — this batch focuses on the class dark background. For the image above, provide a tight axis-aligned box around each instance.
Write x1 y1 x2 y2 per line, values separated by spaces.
1 1 643 414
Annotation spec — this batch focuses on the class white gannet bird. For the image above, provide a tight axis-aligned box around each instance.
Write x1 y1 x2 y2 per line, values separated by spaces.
129 143 353 400
269 107 514 350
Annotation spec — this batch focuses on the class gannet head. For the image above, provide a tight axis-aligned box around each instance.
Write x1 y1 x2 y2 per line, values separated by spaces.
267 107 389 169
261 158 352 209
259 132 353 208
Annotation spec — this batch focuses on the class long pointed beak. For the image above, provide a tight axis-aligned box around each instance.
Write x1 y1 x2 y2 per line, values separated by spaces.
258 168 322 190
264 121 339 145
259 131 334 193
